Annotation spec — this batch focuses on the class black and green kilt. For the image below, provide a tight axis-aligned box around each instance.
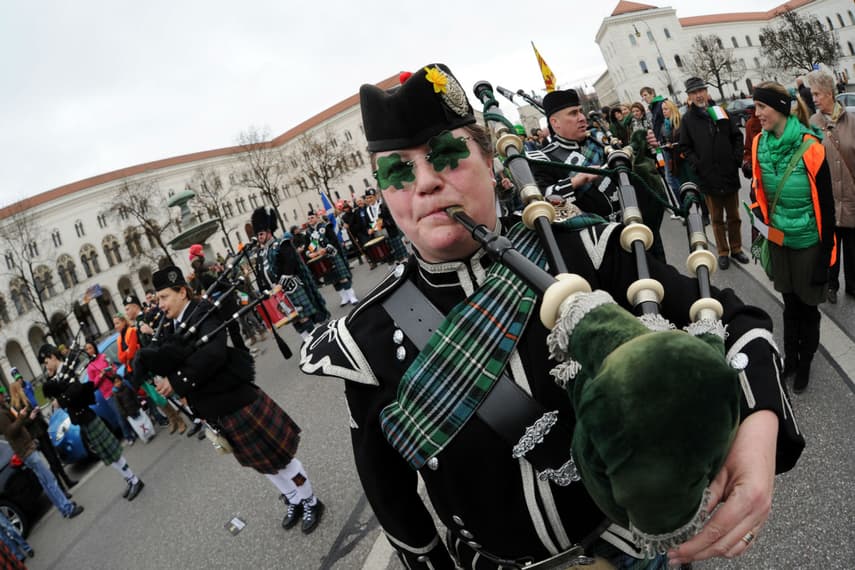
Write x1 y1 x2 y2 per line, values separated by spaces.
291 263 330 326
218 390 301 474
388 234 409 261
328 251 352 285
82 417 122 465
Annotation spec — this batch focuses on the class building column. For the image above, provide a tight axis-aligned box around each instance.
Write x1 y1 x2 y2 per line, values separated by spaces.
88 298 110 336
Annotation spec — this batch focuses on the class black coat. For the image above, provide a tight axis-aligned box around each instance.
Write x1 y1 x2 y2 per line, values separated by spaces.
113 383 142 417
680 105 744 195
300 218 804 568
138 300 256 420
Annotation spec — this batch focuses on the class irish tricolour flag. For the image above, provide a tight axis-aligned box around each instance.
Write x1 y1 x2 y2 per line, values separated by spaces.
707 105 729 121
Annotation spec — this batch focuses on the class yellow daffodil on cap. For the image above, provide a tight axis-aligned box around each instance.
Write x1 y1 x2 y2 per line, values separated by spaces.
424 66 448 93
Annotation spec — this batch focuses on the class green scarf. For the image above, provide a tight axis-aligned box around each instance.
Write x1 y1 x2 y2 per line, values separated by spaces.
759 115 808 169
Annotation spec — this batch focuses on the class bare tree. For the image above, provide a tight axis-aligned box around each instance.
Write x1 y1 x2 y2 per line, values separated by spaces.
684 35 746 101
107 179 176 267
0 206 78 343
287 126 355 208
236 126 287 229
189 167 236 253
761 9 841 75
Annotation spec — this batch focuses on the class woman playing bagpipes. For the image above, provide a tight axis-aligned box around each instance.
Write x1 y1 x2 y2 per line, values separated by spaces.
299 63 805 569
134 265 325 533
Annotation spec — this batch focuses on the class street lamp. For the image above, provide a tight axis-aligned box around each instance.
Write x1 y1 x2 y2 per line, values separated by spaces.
633 21 676 100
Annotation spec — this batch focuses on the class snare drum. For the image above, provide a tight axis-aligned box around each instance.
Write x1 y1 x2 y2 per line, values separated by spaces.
364 236 390 264
258 291 297 329
307 253 333 281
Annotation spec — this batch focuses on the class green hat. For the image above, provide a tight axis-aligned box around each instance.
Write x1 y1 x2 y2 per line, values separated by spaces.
514 124 526 136
548 291 739 556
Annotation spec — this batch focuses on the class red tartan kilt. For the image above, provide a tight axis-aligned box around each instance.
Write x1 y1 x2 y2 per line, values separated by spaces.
217 390 301 474
257 292 296 329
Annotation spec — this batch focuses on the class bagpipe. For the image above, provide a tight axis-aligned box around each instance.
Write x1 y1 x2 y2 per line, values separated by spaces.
41 325 100 408
133 241 293 387
496 85 545 115
455 81 741 556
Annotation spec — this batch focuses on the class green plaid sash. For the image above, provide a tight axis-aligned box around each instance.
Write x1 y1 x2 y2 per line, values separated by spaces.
379 216 603 469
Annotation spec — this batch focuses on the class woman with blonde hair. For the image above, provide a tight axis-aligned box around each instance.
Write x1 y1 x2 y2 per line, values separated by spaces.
750 81 837 393
808 70 855 303
660 99 683 193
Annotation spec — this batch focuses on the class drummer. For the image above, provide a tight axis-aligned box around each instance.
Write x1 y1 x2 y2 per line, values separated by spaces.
306 209 359 306
299 63 804 568
251 207 330 340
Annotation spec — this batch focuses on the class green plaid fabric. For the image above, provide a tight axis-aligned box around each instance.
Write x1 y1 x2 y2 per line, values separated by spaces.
379 222 550 469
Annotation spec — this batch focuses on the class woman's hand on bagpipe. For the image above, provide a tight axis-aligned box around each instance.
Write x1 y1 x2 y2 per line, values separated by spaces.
154 376 175 398
668 410 778 565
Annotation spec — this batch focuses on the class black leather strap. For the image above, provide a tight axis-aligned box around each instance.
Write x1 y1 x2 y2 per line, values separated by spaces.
382 279 573 474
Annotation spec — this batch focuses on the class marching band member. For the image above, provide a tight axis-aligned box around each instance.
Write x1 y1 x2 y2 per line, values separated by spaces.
300 63 804 569
136 266 324 533
40 345 145 501
251 207 329 340
527 89 623 221
306 210 359 306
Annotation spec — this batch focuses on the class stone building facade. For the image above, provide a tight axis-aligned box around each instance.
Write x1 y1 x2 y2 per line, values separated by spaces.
0 76 398 387
595 0 855 105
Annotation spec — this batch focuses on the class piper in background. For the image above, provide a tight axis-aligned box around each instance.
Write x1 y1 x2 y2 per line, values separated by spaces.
305 209 359 306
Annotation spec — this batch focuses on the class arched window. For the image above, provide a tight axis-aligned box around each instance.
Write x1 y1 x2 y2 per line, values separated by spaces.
849 10 855 26
639 60 649 74
646 30 654 43
849 41 855 56
826 16 834 30
145 222 160 249
74 220 85 238
754 57 760 68
731 36 739 48
102 235 123 267
674 54 684 68
124 228 143 257
657 56 666 70
746 79 754 93
34 265 56 299
758 34 765 47
664 27 671 39
745 36 752 47
51 229 62 248
57 255 79 290
80 244 101 277
716 37 724 49
838 13 845 28
0 294 9 324
10 278 32 316
628 34 637 47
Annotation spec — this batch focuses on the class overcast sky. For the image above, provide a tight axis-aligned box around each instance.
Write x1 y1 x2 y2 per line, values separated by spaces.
0 0 777 207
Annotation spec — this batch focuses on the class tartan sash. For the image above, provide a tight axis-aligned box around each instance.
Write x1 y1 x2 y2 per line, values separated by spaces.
379 222 548 469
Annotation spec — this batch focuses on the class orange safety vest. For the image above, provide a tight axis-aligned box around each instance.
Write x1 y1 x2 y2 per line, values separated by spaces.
750 132 837 265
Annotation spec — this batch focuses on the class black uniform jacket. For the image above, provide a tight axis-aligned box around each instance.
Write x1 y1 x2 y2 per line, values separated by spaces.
300 219 804 568
527 134 622 222
680 105 744 195
154 300 256 421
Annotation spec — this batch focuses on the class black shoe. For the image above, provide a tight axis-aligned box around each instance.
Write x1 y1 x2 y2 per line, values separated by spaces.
197 428 207 440
301 499 325 534
126 479 145 501
731 251 749 264
793 360 812 394
281 499 303 530
64 490 73 499
65 479 79 489
186 423 203 438
718 256 730 270
67 503 84 519
122 480 132 499
25 549 34 558
782 356 799 380
827 289 838 304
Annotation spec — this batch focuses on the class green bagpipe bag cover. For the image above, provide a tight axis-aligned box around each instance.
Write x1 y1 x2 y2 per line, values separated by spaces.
547 290 740 557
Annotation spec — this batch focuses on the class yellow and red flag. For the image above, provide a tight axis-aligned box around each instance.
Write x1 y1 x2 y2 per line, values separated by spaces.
531 42 556 93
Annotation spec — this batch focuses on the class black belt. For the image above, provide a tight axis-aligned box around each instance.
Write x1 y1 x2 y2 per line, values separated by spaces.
382 279 574 479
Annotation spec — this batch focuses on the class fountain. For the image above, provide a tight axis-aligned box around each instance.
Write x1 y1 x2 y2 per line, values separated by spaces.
167 189 221 251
